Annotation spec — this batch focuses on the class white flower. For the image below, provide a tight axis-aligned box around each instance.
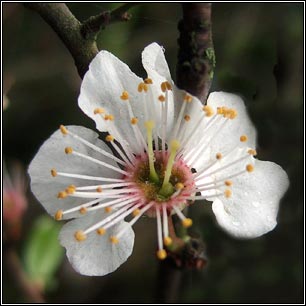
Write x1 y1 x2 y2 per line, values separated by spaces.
28 43 289 276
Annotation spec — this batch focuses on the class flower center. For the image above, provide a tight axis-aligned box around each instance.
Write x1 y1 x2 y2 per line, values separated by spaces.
130 149 192 203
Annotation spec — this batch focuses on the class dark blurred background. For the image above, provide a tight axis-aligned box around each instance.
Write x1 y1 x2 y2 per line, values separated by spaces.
3 3 303 303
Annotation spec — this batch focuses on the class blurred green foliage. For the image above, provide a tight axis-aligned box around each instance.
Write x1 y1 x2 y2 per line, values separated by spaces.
23 216 64 291
3 3 303 303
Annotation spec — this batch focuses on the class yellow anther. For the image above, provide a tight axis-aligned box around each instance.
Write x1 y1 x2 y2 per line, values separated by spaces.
79 207 87 214
104 114 114 121
203 105 214 117
65 147 73 154
75 230 86 242
216 152 222 160
184 115 191 121
225 180 233 186
51 168 57 177
170 139 180 150
96 227 106 235
105 135 114 142
104 206 112 213
57 191 67 199
161 82 167 92
228 109 237 119
54 210 63 221
240 135 248 142
132 209 140 217
110 236 119 244
120 90 129 100
246 164 254 172
217 107 224 115
131 117 138 125
175 182 184 190
156 249 167 260
60 125 68 135
163 236 173 246
224 189 232 198
143 83 148 92
144 78 153 84
65 184 76 194
184 94 192 103
182 218 193 228
165 82 172 90
248 149 257 156
158 95 166 102
144 120 155 129
94 107 105 114
138 83 144 92
96 186 103 193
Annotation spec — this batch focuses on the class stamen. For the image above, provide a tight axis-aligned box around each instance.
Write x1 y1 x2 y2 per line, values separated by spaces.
57 191 67 199
54 210 63 220
240 135 248 142
69 149 129 176
55 172 125 182
246 164 254 172
93 108 105 114
60 125 68 135
216 152 222 160
104 206 112 213
172 206 193 228
110 236 119 244
184 115 191 122
79 207 87 214
51 168 57 177
160 140 180 195
131 117 138 125
105 135 114 142
96 227 106 235
162 204 172 246
65 147 73 154
224 189 232 198
144 120 159 183
60 128 127 166
115 202 153 239
225 180 233 186
74 230 87 242
156 249 167 260
203 105 214 117
120 91 129 100
156 207 165 259
144 78 153 84
248 149 257 156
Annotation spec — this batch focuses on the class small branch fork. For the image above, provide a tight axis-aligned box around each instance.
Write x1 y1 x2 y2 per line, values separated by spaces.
23 3 137 78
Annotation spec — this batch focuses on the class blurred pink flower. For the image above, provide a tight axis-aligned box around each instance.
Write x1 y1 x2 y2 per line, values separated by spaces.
3 162 28 240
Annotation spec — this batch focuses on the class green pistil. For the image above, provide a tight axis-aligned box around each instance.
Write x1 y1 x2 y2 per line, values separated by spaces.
145 120 159 183
159 140 180 196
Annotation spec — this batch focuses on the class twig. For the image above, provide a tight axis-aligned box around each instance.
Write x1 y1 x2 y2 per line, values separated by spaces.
177 3 215 102
81 3 138 39
23 3 98 78
4 247 45 303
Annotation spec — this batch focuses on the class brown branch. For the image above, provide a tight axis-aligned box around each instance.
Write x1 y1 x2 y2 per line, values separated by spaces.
176 3 215 102
23 3 98 78
81 3 138 39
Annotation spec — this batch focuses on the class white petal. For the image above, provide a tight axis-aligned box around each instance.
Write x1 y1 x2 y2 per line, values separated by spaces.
28 126 120 219
207 92 257 156
59 212 134 276
142 42 172 82
78 50 147 154
212 159 289 238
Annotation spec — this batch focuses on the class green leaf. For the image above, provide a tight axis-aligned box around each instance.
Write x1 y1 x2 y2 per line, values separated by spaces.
22 215 64 290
